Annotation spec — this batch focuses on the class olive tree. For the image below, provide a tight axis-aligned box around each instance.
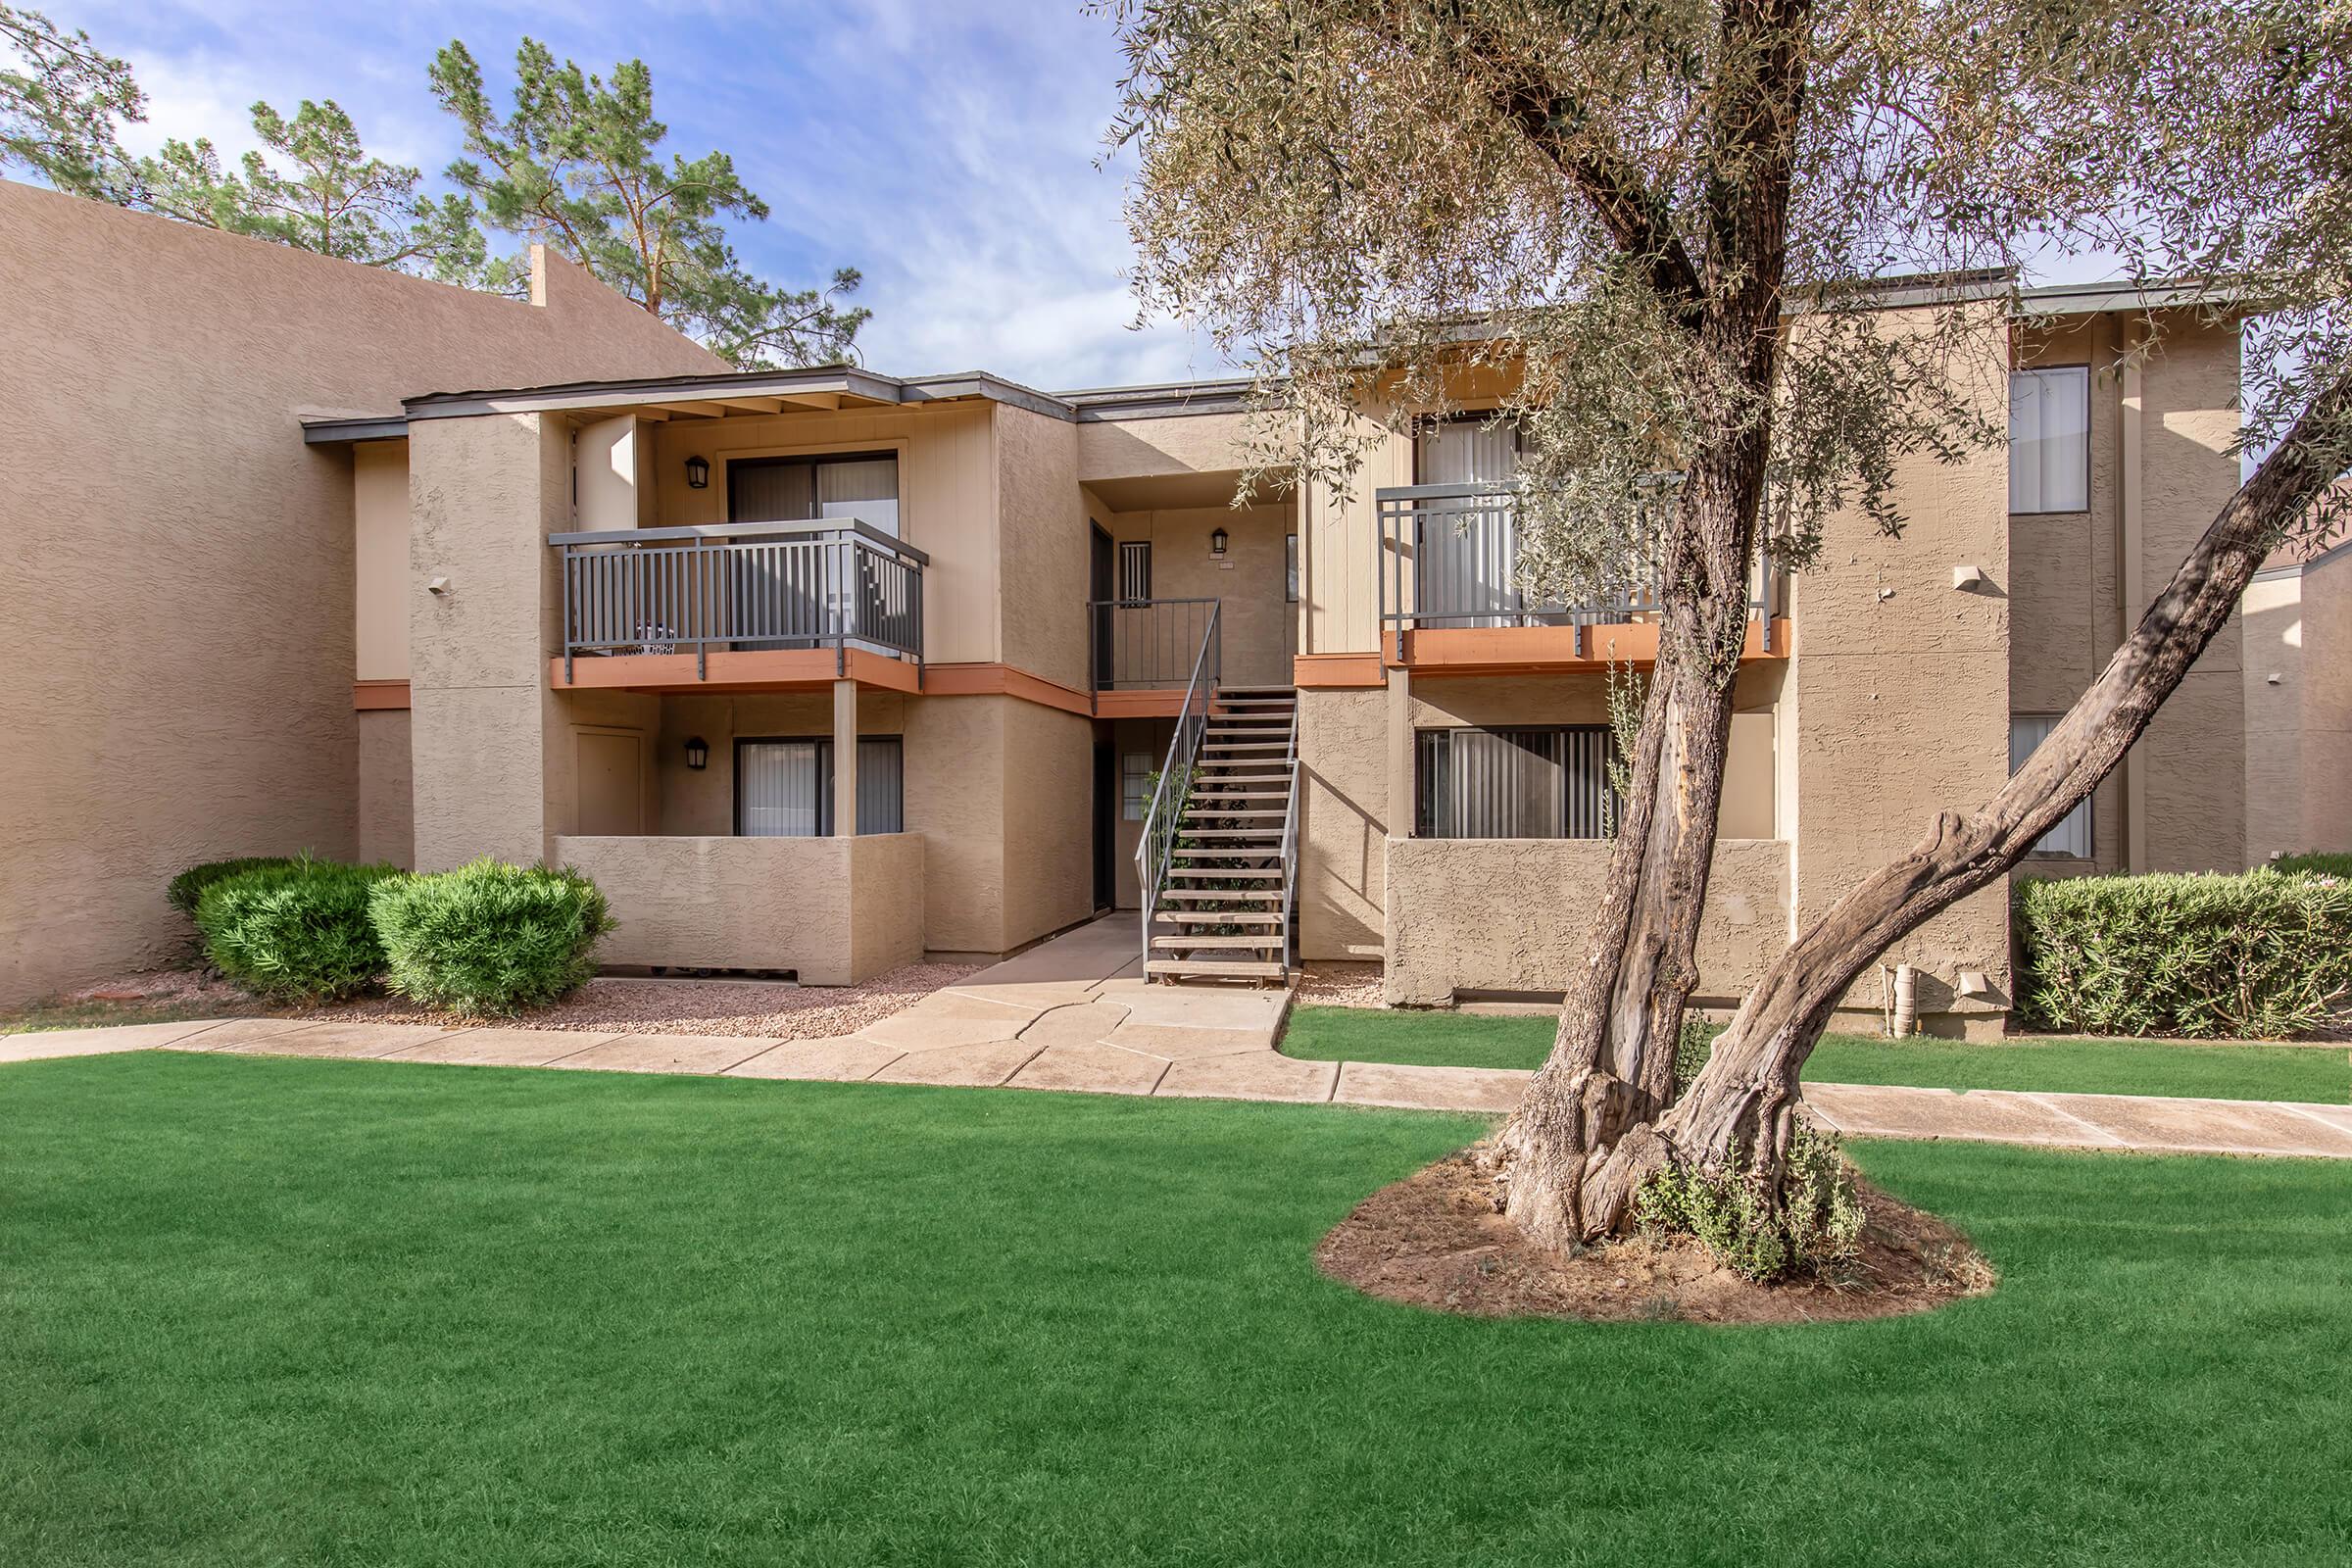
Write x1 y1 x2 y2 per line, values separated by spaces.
1107 0 2352 1245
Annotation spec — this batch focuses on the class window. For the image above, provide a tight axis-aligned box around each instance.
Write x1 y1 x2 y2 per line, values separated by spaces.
1286 533 1299 603
727 451 901 534
2009 367 2089 514
2009 715 2091 858
734 736 905 836
1416 726 1617 839
1121 752 1152 821
1118 540 1153 603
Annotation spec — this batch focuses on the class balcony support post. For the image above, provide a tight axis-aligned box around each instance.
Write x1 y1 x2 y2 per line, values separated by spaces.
832 677 858 838
1386 664 1414 840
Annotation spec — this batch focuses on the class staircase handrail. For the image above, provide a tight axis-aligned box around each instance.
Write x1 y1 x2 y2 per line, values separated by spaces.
1135 601 1220 967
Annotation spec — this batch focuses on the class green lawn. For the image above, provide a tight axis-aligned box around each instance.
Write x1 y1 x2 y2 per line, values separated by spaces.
4 1054 2351 1565
1280 1004 2352 1103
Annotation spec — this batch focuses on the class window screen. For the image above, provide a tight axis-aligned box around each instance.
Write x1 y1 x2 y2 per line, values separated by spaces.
1416 726 1617 839
2009 368 2089 514
1118 540 1153 603
2008 715 2091 858
735 737 905 836
1286 533 1299 603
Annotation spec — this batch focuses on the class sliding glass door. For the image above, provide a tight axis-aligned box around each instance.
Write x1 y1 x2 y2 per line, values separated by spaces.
734 737 905 836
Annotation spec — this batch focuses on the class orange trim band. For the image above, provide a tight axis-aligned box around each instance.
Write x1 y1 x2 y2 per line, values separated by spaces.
544 654 1099 716
354 679 412 710
1292 653 1385 688
1391 617 1791 674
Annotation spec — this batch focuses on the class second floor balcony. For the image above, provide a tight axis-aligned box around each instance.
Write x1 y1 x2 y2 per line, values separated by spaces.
1375 483 1787 667
552 518 926 688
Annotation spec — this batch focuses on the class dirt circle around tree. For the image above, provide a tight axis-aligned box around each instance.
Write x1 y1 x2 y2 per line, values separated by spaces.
1317 1147 1997 1326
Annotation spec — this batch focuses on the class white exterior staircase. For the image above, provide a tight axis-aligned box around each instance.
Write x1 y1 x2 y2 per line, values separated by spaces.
1143 685 1300 984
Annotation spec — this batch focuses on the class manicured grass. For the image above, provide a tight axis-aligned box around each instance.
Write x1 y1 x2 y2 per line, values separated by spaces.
1281 1004 2352 1103
0 997 258 1035
5 1054 2352 1565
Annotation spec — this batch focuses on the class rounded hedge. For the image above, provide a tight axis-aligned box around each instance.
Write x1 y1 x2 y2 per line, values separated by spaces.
369 859 613 1017
168 856 302 920
194 858 404 1001
2015 868 2352 1039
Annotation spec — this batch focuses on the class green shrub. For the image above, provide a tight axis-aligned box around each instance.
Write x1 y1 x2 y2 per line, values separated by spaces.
1673 1015 1719 1093
168 857 300 920
1634 1127 1864 1283
2273 853 2352 880
194 858 403 1001
2015 869 2352 1039
369 859 613 1017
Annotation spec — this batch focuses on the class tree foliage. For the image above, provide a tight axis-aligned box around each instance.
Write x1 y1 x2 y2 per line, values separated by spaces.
2 7 871 365
430 37 868 368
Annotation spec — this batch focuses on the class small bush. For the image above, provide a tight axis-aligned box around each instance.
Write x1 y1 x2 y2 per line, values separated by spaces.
2015 869 2352 1039
369 859 613 1016
2273 853 2352 880
1635 1127 1864 1283
168 857 300 920
1673 1015 1718 1093
194 858 403 1001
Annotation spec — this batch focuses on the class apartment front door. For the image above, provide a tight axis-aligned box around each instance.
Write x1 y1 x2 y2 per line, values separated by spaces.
1090 522 1114 688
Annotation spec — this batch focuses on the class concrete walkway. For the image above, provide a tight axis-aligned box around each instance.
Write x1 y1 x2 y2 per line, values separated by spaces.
5 915 2349 1158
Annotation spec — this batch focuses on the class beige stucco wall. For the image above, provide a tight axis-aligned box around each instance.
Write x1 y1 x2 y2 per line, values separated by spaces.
2012 313 2246 872
997 404 1091 691
357 709 415 868
1076 410 1257 487
0 177 719 1004
1000 697 1096 947
2246 550 2352 859
648 402 1000 666
354 441 412 682
556 832 924 984
1384 837 1789 1005
1789 301 2013 1031
1298 686 1392 957
2297 550 2352 854
1106 504 1298 687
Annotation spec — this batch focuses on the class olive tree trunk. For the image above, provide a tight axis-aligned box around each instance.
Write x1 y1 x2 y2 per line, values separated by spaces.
1565 370 2352 1238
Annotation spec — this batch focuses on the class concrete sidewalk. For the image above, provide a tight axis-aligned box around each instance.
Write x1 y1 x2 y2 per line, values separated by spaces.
7 1011 2351 1158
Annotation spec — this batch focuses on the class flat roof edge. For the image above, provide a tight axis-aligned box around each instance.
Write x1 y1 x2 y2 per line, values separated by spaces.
302 415 410 445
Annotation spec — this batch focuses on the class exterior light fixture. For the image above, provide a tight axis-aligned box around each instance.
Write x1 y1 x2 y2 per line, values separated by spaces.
685 454 710 490
684 736 710 770
1210 526 1229 558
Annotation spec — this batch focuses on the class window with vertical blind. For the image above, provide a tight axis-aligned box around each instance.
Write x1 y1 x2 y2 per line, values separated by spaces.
1416 726 1618 839
2009 367 2090 514
734 737 905 836
1118 540 1153 603
726 451 901 534
1122 753 1152 820
2008 715 2091 858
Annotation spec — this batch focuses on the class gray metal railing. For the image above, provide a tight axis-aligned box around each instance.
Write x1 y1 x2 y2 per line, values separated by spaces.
1135 601 1220 964
1087 597 1220 694
550 518 927 681
1375 481 1781 660
1276 704 1301 978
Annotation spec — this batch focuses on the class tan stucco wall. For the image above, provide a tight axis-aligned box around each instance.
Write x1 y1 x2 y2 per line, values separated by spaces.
653 690 909 836
357 709 415 868
1384 837 1790 1005
556 832 924 984
2297 550 2352 854
1789 302 2013 1027
1298 686 1392 957
355 441 412 682
2246 551 2352 859
1106 504 1298 687
997 404 1090 691
1077 410 1257 487
648 402 1001 666
0 177 719 1004
2012 313 2246 872
1000 697 1096 948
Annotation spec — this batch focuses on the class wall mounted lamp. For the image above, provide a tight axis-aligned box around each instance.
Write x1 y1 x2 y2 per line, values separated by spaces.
1210 526 1229 558
685 454 710 490
684 736 710 770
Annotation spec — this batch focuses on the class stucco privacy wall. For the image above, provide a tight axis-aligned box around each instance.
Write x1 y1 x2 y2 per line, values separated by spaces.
998 404 1091 691
0 177 718 1005
556 832 924 984
2246 547 2352 860
357 710 415 867
1385 838 1789 1005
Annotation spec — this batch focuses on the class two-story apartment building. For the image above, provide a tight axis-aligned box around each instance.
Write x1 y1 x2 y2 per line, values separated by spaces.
291 276 2258 1037
7 176 2308 1036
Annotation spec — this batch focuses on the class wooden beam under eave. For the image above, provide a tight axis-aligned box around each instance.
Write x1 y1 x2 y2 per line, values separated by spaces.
776 392 843 411
658 400 732 418
713 396 787 414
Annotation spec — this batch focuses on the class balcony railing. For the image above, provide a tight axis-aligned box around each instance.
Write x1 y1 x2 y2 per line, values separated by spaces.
551 519 926 681
1088 597 1221 693
1375 482 1781 660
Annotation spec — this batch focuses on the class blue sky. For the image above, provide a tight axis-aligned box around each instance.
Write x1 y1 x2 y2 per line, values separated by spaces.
44 1 2128 393
49 0 1220 389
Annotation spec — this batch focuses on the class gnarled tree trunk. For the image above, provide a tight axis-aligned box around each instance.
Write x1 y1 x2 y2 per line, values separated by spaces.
1570 369 2352 1238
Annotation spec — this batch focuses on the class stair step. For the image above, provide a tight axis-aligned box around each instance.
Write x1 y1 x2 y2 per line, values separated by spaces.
1216 685 1298 698
1183 808 1288 820
1201 742 1289 752
1157 890 1284 903
1152 933 1286 950
1193 773 1289 785
1189 793 1288 804
1156 911 1284 925
1166 866 1283 880
1147 959 1288 980
1182 830 1282 842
